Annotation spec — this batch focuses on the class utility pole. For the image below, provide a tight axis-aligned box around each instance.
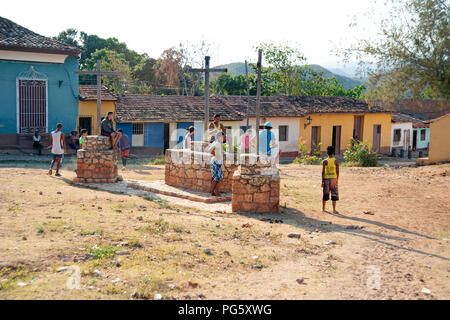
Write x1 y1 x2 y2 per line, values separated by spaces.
75 60 124 135
245 60 250 130
189 56 227 139
255 50 262 155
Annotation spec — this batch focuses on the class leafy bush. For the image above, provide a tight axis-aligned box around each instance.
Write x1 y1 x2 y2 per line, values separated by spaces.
343 138 378 167
293 139 323 165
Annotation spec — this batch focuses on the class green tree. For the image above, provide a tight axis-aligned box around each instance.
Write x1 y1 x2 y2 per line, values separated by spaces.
211 74 251 95
52 28 81 49
252 42 365 97
255 42 307 95
84 49 132 94
342 0 449 102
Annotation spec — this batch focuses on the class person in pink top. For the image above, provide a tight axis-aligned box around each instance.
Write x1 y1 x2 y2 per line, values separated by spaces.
240 128 255 154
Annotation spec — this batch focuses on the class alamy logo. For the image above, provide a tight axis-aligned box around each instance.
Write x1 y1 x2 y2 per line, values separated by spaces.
65 266 81 290
366 265 381 290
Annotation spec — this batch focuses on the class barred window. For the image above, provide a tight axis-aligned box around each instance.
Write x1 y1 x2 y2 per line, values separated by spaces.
132 123 144 135
18 79 47 133
420 129 426 141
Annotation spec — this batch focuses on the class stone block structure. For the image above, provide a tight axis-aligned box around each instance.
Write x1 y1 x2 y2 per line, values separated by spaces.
73 136 120 183
165 146 238 193
232 154 280 213
165 143 280 214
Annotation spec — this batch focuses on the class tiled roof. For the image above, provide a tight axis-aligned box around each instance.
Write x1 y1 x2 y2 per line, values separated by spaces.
392 114 411 123
0 16 80 56
286 96 386 114
115 95 244 122
382 99 449 120
219 95 386 116
392 113 429 128
216 96 306 117
115 95 389 122
79 85 117 101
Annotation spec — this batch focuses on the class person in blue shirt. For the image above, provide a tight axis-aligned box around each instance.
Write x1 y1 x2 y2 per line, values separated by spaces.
259 122 280 164
259 122 276 154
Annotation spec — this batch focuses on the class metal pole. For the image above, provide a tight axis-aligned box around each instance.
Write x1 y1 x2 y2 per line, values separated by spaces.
204 56 210 140
96 60 102 135
255 50 262 155
245 60 250 130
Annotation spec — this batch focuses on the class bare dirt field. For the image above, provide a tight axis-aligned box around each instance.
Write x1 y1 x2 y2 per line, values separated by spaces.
0 160 449 300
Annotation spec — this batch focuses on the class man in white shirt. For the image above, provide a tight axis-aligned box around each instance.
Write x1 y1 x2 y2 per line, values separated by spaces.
46 123 66 176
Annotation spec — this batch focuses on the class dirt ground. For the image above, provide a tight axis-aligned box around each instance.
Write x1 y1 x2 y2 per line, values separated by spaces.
0 159 449 300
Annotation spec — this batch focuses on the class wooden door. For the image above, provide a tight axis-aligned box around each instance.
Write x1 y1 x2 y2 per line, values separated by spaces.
353 116 364 140
311 126 320 153
332 125 342 155
163 123 170 153
412 130 417 150
372 124 381 152
404 129 410 150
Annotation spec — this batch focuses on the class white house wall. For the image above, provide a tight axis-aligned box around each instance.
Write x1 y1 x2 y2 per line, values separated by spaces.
391 122 413 151
237 117 300 153
0 50 69 64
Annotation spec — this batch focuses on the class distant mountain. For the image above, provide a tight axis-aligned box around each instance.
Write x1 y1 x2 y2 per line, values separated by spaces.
307 64 362 90
326 67 354 78
211 62 362 90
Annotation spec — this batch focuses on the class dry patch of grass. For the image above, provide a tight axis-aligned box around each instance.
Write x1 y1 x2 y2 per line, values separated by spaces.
1 164 449 299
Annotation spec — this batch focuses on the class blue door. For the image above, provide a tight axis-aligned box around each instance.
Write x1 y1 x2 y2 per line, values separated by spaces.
144 122 164 147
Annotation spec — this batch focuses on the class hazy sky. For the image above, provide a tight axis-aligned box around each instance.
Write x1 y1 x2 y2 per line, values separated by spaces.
2 0 388 68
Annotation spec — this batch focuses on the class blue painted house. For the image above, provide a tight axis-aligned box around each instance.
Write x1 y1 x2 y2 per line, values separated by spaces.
0 16 80 145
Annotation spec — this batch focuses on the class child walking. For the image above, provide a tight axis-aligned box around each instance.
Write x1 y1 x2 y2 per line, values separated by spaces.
322 146 339 213
117 128 130 170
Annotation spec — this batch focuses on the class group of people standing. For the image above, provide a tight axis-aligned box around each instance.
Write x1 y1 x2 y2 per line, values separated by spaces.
43 111 130 176
181 114 281 197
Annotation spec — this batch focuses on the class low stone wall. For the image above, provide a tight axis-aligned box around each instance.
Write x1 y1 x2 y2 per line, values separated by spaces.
165 147 238 193
232 154 280 213
73 136 120 183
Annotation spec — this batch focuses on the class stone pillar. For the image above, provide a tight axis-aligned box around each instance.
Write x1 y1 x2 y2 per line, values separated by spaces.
73 136 120 183
232 154 280 213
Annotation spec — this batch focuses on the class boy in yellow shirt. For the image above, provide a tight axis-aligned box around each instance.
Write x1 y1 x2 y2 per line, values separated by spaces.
322 146 339 213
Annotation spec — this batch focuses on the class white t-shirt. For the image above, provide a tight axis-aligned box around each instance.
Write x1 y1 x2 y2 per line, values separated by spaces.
210 140 223 163
184 133 192 149
51 130 64 155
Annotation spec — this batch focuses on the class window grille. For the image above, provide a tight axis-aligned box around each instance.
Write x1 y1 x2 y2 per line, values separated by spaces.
17 66 48 134
132 123 144 135
18 79 47 133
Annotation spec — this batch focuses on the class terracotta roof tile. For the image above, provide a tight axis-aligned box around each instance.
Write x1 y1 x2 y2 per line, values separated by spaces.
392 113 429 127
115 95 244 122
79 85 117 101
0 16 80 56
115 95 389 122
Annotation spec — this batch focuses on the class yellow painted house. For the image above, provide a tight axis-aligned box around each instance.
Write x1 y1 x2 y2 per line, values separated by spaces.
299 113 392 155
417 113 450 165
78 85 117 135
216 96 392 156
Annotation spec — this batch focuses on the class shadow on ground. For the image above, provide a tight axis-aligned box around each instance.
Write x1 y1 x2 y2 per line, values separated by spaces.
238 207 450 262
